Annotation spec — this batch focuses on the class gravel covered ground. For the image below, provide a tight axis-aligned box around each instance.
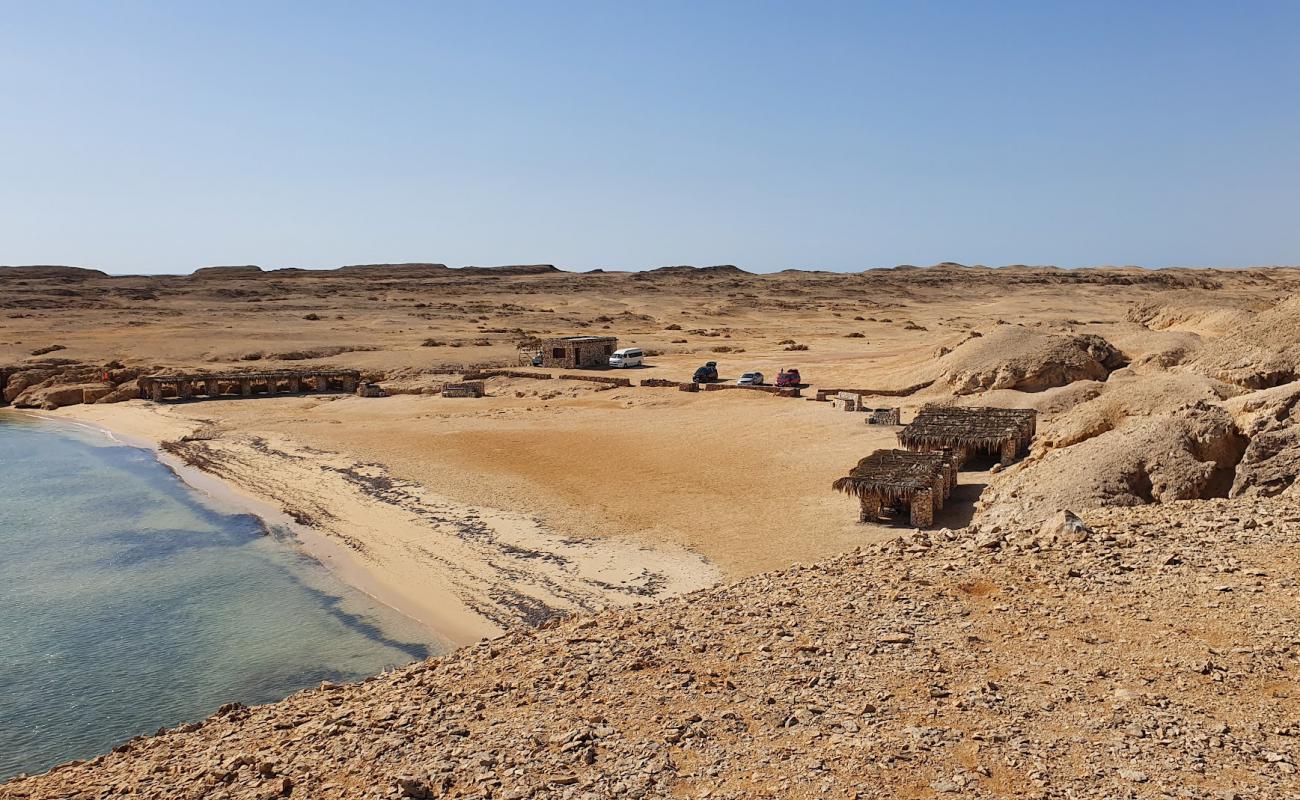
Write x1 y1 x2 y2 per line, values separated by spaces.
5 496 1298 800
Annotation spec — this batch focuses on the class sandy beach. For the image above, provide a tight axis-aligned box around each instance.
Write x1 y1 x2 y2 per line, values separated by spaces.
52 401 722 646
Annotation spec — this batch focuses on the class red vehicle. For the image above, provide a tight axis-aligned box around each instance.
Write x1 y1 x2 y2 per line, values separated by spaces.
775 367 801 387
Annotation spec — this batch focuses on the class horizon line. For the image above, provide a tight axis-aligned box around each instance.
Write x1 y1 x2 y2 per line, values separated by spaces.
4 261 1300 279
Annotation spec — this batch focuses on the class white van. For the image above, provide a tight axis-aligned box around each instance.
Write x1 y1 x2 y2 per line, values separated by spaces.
608 347 644 368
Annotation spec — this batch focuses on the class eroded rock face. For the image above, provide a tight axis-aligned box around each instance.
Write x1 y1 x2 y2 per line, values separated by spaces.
12 383 113 410
1037 372 1238 451
938 327 1127 395
92 382 143 405
1232 427 1300 497
1229 383 1300 498
0 362 141 409
1184 296 1300 389
2 366 66 404
977 402 1248 530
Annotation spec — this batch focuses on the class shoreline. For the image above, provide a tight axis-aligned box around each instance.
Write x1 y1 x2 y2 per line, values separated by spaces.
18 402 721 649
4 407 459 652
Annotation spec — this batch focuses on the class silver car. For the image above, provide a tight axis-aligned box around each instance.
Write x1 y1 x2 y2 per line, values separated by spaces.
736 371 764 386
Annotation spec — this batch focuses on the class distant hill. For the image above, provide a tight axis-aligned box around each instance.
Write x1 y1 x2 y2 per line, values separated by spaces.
0 265 108 280
647 264 751 276
190 265 265 279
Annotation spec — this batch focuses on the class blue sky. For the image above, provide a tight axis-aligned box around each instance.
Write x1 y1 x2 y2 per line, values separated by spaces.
2 1 1298 274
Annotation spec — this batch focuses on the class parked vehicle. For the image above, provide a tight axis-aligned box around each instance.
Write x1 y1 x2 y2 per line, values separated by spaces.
608 347 644 368
775 367 801 387
692 361 719 383
736 371 764 386
530 353 543 367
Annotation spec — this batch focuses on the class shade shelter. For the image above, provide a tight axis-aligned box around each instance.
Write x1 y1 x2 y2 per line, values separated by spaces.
832 449 958 528
139 369 360 402
898 405 1036 465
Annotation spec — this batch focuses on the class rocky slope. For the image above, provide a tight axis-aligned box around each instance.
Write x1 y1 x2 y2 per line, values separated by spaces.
975 401 1249 530
1142 295 1300 390
4 496 1298 800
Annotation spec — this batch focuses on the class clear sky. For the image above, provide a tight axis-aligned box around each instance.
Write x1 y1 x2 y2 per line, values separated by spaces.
3 1 1298 274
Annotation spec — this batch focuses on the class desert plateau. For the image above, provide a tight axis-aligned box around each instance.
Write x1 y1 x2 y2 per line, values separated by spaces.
2 261 1299 799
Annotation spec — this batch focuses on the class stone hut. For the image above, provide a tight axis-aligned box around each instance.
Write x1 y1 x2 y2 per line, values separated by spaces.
831 392 863 412
867 407 901 425
536 336 618 369
832 449 958 528
898 405 1037 465
441 381 485 398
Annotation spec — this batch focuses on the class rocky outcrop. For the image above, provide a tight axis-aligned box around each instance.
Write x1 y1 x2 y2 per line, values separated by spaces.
5 496 1299 798
647 265 751 276
456 264 561 276
977 402 1248 530
334 263 451 278
1 365 70 404
1228 381 1300 497
1233 426 1300 497
1182 296 1300 389
1037 372 1238 450
12 383 112 410
938 327 1126 395
92 382 145 405
0 362 142 409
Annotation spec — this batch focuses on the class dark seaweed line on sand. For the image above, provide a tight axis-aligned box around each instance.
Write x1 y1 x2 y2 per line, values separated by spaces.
166 437 670 633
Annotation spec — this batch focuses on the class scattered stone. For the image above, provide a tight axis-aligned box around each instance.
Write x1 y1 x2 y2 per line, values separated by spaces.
6 497 1299 799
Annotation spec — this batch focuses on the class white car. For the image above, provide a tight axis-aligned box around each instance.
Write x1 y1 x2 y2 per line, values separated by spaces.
736 371 764 386
608 347 644 368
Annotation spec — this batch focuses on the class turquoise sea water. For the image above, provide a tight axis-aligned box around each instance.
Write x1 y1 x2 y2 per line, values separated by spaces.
0 413 437 780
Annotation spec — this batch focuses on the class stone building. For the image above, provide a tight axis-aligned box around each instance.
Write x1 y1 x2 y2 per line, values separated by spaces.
536 336 618 369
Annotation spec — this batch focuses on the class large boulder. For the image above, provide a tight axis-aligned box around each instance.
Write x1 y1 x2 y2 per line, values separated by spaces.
1232 427 1300 498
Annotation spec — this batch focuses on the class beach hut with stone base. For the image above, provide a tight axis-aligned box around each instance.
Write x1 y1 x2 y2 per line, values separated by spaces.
898 405 1037 466
536 336 618 369
832 449 958 528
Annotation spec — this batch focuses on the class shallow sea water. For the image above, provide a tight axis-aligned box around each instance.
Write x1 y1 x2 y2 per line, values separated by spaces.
0 413 438 780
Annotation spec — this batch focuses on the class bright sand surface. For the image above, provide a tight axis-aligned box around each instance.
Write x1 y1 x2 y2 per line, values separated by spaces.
54 384 950 646
55 401 735 646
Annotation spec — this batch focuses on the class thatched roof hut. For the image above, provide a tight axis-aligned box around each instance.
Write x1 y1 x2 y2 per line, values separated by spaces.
898 405 1036 463
832 449 957 527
